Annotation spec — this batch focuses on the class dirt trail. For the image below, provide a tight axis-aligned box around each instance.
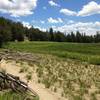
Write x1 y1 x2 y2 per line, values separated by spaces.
0 60 66 100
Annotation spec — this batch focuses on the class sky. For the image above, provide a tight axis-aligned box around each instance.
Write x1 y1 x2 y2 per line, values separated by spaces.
0 0 100 35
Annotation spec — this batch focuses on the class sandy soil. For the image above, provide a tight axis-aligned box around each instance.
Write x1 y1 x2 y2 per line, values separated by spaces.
0 59 66 100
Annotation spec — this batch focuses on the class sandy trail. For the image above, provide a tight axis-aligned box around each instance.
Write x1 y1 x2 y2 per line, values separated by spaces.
0 60 66 100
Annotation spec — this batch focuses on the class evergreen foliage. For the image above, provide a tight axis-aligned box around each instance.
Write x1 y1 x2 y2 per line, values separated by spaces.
0 17 100 47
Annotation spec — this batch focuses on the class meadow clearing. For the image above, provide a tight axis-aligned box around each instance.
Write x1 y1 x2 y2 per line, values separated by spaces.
4 41 100 65
0 41 100 100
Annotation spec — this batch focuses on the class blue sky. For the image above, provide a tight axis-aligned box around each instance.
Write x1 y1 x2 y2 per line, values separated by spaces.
0 0 100 35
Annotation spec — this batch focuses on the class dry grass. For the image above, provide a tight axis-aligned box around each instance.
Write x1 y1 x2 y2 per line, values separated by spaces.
33 55 100 100
0 50 100 100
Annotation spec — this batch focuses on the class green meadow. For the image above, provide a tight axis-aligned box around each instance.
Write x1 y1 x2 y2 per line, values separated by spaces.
4 41 100 65
0 91 39 100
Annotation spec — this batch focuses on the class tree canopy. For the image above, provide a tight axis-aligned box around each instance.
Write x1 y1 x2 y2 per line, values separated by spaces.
0 17 100 47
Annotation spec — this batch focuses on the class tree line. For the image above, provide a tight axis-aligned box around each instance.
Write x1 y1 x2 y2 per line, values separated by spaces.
0 17 100 47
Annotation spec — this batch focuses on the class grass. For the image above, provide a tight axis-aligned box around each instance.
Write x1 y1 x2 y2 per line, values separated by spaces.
4 41 100 65
26 71 32 82
0 90 39 100
1 41 100 99
33 55 100 99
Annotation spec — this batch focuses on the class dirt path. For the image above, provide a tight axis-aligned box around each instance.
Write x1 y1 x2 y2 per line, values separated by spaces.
0 60 66 100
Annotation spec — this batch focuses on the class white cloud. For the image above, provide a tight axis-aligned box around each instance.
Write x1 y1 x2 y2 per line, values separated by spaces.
48 17 63 24
22 21 31 28
60 8 77 16
22 20 100 35
0 0 37 17
40 21 45 24
78 1 100 16
60 1 100 17
53 21 100 35
48 0 60 7
67 20 75 24
34 26 46 32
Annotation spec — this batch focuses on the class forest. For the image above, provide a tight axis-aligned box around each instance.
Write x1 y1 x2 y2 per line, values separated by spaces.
0 17 100 47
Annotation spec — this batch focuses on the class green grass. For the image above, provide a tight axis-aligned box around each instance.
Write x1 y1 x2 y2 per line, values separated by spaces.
4 41 100 65
0 90 39 100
